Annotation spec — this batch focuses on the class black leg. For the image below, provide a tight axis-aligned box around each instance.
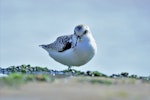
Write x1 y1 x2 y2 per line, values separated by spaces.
67 66 75 76
68 66 72 71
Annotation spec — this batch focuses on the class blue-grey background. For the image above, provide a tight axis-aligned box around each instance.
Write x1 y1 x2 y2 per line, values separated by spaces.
0 0 150 76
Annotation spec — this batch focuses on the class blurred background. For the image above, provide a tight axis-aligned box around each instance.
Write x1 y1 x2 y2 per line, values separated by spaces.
0 0 150 76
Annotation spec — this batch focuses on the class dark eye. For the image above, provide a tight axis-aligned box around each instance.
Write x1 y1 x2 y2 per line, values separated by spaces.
83 30 87 34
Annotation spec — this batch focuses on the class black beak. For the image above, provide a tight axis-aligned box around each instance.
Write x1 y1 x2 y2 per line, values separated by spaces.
75 36 81 46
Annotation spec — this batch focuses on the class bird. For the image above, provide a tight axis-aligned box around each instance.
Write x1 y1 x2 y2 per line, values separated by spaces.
39 24 97 70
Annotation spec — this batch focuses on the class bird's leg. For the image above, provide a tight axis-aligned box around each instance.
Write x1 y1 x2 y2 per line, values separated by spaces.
67 66 75 76
68 66 72 71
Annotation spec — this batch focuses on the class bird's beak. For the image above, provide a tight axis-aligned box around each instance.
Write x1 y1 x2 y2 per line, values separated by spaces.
75 36 81 47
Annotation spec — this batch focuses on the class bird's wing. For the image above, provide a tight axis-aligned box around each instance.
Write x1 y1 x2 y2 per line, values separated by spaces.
47 35 74 52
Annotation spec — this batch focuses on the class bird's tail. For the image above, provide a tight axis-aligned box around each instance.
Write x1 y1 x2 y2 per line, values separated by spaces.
39 45 47 49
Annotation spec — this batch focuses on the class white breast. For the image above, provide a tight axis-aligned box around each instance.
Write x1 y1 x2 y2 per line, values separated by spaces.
48 33 97 67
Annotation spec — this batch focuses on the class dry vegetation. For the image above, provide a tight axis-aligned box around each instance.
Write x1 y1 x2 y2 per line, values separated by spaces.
0 65 150 100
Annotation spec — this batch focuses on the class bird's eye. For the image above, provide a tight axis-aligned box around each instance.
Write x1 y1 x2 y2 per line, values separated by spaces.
83 30 87 34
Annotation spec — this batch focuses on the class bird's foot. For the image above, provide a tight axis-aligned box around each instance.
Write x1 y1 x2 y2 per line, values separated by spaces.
68 66 72 71
67 66 76 76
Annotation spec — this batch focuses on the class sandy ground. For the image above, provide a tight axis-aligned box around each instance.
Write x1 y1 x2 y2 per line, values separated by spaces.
0 77 150 100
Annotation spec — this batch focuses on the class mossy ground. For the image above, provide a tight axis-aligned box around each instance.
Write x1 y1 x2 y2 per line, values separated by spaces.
0 65 150 87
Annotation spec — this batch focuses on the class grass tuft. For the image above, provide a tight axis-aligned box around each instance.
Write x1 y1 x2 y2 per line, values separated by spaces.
0 73 54 87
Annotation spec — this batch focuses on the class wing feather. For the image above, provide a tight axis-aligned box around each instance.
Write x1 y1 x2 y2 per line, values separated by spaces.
47 35 73 52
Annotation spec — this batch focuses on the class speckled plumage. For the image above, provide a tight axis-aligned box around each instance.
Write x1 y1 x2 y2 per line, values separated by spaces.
46 35 73 52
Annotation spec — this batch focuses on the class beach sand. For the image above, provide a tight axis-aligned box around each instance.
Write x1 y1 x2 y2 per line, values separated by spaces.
0 77 150 100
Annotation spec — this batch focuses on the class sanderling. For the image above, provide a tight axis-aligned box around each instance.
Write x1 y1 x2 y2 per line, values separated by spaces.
40 24 97 70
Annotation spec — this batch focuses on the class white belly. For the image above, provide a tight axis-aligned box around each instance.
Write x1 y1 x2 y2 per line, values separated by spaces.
49 39 97 67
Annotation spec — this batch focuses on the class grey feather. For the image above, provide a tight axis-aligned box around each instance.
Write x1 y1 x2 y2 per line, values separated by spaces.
46 35 74 52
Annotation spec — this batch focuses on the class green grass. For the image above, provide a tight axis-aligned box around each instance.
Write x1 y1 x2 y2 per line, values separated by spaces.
0 73 55 87
0 64 150 88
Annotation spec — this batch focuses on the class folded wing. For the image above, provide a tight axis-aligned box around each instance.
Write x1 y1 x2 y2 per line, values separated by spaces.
47 35 73 52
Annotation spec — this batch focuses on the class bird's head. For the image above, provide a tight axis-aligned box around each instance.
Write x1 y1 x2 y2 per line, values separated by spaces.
74 24 90 39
